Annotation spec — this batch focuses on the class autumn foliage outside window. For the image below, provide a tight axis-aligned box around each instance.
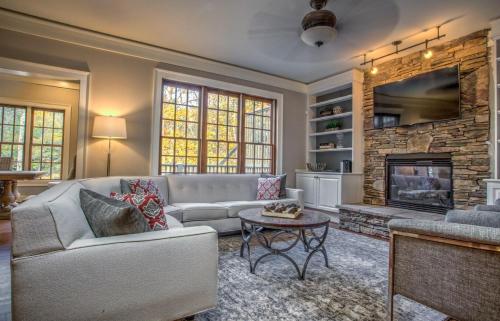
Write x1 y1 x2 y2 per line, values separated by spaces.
159 81 276 174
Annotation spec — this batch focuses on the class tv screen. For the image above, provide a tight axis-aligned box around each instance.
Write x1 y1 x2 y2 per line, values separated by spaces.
373 66 460 129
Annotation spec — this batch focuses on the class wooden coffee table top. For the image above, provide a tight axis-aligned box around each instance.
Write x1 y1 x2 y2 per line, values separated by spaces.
238 208 330 229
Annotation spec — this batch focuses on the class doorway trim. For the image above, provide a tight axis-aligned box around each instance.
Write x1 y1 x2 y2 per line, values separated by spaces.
0 56 90 178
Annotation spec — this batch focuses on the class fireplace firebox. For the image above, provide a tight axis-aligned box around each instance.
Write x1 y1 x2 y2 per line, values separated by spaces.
385 153 453 214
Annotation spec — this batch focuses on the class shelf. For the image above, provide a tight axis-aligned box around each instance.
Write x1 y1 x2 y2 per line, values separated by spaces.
309 112 353 122
309 95 352 108
309 128 352 136
309 148 353 153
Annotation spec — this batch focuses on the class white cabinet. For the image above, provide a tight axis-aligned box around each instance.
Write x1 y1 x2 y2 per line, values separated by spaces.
297 174 317 207
317 177 340 211
296 171 362 212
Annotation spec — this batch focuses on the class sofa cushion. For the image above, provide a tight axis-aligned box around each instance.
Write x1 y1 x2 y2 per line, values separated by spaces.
47 182 95 247
217 198 297 218
110 193 168 230
167 174 260 203
80 189 151 237
172 203 227 222
164 214 184 229
80 176 168 202
164 205 183 222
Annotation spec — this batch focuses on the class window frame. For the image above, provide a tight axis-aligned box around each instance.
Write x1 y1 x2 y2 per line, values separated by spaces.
241 94 276 174
201 87 242 174
153 69 284 176
0 97 72 183
158 80 203 175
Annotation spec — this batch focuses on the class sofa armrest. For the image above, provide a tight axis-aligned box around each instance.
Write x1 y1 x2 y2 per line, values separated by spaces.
446 209 500 228
388 219 500 246
474 204 500 212
11 226 218 321
286 188 304 207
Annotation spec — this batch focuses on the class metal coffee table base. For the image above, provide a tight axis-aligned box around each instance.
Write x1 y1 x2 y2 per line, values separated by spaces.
240 222 329 280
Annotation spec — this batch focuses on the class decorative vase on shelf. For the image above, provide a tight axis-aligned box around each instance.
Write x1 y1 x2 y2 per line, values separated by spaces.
333 106 343 115
336 132 344 148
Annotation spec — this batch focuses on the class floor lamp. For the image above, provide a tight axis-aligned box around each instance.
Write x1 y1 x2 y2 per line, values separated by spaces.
92 116 127 176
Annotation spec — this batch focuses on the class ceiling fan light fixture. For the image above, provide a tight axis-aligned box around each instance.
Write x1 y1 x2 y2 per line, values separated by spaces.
301 25 337 47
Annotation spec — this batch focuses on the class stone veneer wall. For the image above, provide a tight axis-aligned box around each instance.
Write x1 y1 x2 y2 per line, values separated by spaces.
363 30 490 209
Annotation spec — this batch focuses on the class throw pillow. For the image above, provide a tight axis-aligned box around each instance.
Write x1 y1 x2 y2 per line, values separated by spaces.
121 178 167 207
110 192 168 230
256 177 281 200
79 189 151 237
261 173 287 198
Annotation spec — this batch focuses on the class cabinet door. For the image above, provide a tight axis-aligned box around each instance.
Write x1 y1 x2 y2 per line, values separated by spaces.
296 175 316 207
317 177 340 210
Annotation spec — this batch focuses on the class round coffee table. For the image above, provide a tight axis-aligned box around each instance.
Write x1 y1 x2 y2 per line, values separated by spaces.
238 208 331 280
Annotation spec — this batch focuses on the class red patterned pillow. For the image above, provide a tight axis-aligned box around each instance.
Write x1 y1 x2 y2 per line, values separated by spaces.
110 192 168 230
125 179 167 207
256 177 281 200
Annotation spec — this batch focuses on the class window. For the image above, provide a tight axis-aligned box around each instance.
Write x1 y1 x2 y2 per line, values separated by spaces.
0 105 26 171
204 89 240 173
159 81 276 174
30 109 65 179
0 102 69 180
160 82 201 174
242 96 274 174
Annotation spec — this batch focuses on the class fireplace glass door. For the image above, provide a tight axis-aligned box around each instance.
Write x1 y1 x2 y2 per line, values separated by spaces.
386 154 453 213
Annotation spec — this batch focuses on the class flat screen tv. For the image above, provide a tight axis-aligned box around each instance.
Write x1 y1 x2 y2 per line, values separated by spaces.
373 65 460 129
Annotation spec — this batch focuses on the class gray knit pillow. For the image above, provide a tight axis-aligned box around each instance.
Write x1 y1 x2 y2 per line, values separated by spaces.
80 189 151 237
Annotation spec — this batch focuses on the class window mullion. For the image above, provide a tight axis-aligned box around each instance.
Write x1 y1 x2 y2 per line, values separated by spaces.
24 107 32 171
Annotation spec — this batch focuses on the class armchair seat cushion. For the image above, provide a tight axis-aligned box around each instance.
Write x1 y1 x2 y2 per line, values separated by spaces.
172 203 227 222
217 198 297 218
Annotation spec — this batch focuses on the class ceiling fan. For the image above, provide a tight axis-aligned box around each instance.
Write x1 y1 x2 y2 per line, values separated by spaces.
301 0 337 47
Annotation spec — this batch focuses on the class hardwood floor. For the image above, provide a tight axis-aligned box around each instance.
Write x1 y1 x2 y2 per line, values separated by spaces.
0 220 11 321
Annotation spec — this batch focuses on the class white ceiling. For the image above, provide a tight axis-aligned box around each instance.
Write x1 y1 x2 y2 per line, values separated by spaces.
0 0 499 83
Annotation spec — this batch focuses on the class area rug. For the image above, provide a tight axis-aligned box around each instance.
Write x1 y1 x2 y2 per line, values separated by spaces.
196 228 447 321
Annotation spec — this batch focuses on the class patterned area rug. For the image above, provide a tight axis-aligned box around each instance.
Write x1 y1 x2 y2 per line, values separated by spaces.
195 228 447 321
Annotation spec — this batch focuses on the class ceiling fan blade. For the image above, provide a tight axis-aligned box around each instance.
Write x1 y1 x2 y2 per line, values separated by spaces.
248 27 299 36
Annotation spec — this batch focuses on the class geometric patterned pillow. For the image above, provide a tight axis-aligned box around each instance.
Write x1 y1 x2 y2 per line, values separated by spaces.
256 177 281 200
110 192 168 230
125 179 167 207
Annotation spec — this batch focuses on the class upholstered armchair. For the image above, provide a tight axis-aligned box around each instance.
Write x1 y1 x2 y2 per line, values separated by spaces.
387 209 500 321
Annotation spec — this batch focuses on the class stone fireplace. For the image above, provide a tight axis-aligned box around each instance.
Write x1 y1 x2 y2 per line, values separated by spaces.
386 153 453 214
363 30 490 210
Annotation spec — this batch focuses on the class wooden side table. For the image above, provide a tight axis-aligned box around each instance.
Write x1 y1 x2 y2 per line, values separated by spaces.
0 171 45 219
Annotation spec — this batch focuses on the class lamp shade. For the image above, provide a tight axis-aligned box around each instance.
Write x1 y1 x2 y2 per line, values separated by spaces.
92 116 127 139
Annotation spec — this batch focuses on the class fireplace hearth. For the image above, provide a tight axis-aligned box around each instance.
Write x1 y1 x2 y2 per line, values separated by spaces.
386 153 453 214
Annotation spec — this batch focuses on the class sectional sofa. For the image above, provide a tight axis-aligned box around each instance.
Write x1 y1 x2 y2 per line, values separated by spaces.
10 174 303 321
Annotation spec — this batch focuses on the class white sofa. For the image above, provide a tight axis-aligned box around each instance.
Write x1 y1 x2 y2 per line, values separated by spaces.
10 174 303 321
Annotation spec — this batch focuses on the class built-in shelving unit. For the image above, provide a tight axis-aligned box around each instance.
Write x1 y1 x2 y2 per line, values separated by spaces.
493 19 500 179
309 112 353 122
308 94 353 108
308 128 352 137
308 147 353 153
305 69 364 173
486 18 500 204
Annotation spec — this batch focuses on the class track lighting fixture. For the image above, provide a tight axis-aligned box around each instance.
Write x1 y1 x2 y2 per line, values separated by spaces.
361 26 445 73
423 40 433 59
370 60 378 75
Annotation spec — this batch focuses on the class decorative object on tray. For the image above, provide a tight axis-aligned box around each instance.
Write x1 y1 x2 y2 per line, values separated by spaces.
319 108 333 117
307 162 327 171
325 119 342 131
336 132 344 148
262 202 302 219
333 105 344 115
319 142 336 150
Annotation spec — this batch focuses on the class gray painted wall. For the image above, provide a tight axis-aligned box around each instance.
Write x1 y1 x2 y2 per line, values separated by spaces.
0 28 306 186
